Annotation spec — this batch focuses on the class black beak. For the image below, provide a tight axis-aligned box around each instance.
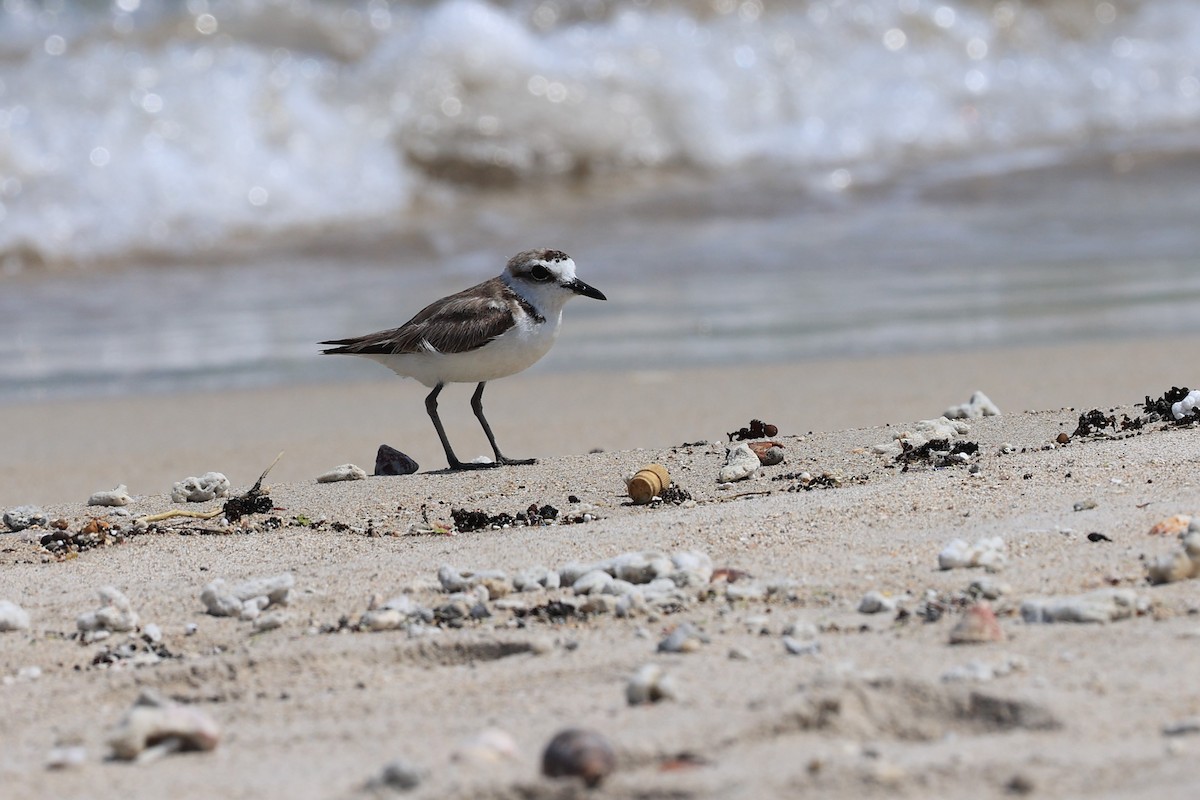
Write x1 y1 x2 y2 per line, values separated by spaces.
566 277 607 301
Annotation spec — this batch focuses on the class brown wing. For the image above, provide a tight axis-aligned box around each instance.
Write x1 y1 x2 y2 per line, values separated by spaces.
320 278 517 356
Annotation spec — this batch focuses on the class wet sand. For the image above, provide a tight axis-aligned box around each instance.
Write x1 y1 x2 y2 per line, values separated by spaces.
1 337 1199 799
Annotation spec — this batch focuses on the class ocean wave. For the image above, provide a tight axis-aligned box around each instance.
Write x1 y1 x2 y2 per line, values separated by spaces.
2 0 1199 266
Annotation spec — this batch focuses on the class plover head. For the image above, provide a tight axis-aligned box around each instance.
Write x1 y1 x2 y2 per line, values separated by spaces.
502 249 607 312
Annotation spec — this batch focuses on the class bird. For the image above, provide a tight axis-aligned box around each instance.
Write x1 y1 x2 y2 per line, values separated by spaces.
320 249 606 470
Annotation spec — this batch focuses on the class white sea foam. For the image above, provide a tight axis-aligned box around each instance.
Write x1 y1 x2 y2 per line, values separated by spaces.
3 0 1200 265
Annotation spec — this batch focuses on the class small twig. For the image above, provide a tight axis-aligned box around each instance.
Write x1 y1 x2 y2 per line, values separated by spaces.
137 508 225 524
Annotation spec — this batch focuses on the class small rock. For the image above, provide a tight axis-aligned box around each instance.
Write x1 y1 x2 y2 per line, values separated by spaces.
949 602 1005 644
316 464 367 483
748 440 786 466
369 758 423 791
1021 588 1144 624
572 569 614 596
541 728 616 788
626 663 680 705
718 444 760 483
728 646 752 661
87 485 132 507
452 728 518 765
253 611 288 633
782 636 821 656
938 536 1006 571
857 591 896 615
77 586 139 634
170 472 229 503
1149 514 1193 536
944 390 1001 420
4 505 48 532
108 689 220 762
0 600 31 632
657 622 707 653
375 444 419 476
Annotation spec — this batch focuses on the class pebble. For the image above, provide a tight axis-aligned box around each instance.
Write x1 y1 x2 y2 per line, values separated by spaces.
3 505 48 532
944 390 1001 420
1149 514 1193 536
87 485 132 507
375 444 419 476
108 689 220 762
657 622 707 653
253 611 288 633
541 728 616 788
572 569 615 596
1148 530 1200 584
612 551 675 584
170 472 230 503
452 727 518 765
201 573 294 618
142 623 162 644
513 566 560 592
938 536 1006 571
748 440 786 466
857 591 897 615
782 636 821 656
77 586 139 634
316 464 366 483
626 663 680 705
968 577 1011 600
671 551 714 583
0 600 31 632
718 443 760 483
1020 588 1144 624
728 646 752 660
437 566 511 597
369 758 423 791
725 582 767 601
949 602 1006 644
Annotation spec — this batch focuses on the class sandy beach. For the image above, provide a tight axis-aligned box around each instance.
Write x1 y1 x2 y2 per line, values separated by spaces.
2 338 1198 799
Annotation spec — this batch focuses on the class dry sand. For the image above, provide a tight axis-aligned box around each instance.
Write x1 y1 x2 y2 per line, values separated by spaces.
2 338 1199 799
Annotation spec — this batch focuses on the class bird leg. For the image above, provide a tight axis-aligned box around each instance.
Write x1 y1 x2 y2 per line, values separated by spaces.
425 383 496 471
472 382 536 466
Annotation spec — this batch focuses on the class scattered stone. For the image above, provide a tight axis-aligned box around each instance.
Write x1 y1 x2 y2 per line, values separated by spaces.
782 636 821 656
967 578 1011 600
1147 527 1200 584
1149 514 1192 536
142 623 162 644
657 622 707 653
718 444 760 483
1021 588 1144 624
437 566 512 597
170 472 230 503
541 728 616 788
1162 718 1200 737
452 728 518 766
944 390 1001 420
1073 499 1098 512
949 602 1006 644
367 758 423 792
626 663 680 705
77 586 139 635
513 566 560 592
253 611 288 633
87 485 132 507
375 444 419 476
316 464 367 483
108 689 220 762
858 590 897 615
4 505 48 532
939 537 1007 571
201 573 293 619
748 440 785 466
0 600 31 632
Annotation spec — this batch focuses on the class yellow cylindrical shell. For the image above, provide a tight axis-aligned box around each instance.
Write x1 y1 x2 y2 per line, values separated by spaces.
627 464 670 504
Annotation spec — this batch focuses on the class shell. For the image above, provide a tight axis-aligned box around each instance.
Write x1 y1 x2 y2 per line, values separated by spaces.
949 602 1006 644
1149 514 1192 536
627 464 669 504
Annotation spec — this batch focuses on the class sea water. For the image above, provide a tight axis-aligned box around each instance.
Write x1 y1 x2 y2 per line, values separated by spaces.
2 0 1199 401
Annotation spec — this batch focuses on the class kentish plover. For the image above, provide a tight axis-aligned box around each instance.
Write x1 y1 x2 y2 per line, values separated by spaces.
321 249 606 470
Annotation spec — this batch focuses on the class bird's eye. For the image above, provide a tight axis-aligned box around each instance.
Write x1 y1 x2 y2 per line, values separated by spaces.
529 265 552 282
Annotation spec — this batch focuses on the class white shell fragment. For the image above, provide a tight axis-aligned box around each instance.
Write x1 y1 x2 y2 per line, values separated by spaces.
170 472 230 503
944 390 1002 420
108 689 220 762
0 600 31 632
718 443 760 483
201 573 294 619
316 464 367 483
77 586 139 634
938 537 1007 572
1172 389 1200 420
452 727 519 766
87 484 132 507
626 663 680 705
1020 588 1145 624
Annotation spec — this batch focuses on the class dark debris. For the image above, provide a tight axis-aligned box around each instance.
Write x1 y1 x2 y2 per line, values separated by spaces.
728 419 778 442
896 439 979 470
451 503 563 533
